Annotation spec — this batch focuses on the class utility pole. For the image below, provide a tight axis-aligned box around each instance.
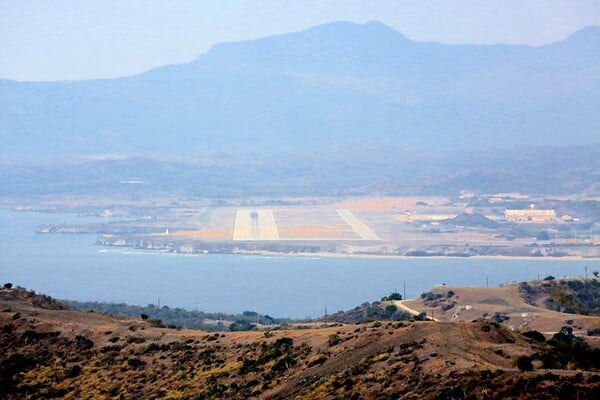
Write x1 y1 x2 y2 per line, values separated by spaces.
486 276 489 287
585 265 588 279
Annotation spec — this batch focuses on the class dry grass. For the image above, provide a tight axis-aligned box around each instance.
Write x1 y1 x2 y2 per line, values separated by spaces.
405 283 600 335
2 288 600 399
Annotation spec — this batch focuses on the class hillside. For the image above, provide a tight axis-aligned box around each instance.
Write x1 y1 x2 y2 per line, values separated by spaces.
2 21 599 198
442 212 500 228
2 143 599 197
520 278 600 316
2 285 600 399
404 279 600 337
1 22 599 160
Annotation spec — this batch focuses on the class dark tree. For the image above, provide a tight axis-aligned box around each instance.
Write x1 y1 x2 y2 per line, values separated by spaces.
515 355 534 371
229 320 256 332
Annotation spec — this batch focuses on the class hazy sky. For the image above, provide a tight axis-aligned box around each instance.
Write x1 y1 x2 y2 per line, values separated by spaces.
1 0 599 81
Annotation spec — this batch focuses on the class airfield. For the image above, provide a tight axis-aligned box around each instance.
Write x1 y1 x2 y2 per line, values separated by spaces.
169 197 456 243
22 194 598 258
130 196 595 258
231 209 379 241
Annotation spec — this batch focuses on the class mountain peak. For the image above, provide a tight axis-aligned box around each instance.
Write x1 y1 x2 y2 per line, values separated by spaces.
562 26 600 45
197 20 411 69
2 20 599 159
294 20 410 43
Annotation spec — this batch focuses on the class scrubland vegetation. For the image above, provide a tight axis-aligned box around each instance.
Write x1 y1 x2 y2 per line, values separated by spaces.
2 284 600 399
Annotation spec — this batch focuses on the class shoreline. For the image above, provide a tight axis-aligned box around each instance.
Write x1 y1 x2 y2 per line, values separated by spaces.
99 243 600 262
232 249 600 262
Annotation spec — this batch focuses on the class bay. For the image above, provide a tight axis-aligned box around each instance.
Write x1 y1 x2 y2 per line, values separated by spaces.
1 209 597 318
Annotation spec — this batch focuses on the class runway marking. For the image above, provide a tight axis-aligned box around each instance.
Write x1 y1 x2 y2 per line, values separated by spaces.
233 210 279 240
336 209 380 240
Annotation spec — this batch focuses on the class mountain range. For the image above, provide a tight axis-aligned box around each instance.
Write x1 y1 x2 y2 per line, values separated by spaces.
1 21 599 161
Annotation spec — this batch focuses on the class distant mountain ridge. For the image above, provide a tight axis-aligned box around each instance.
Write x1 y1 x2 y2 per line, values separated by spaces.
1 21 599 160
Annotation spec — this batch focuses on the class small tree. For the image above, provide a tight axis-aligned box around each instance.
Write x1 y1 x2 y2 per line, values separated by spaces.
515 355 533 371
229 320 256 332
416 312 428 321
328 333 341 346
388 292 402 301
3 283 13 289
593 271 599 278
385 304 398 316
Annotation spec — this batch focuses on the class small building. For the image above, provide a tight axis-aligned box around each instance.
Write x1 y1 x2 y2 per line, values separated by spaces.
504 209 556 222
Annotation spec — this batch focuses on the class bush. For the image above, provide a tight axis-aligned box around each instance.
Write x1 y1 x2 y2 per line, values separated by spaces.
420 292 443 301
385 304 398 315
1 352 36 376
328 334 341 346
65 364 82 378
229 320 256 332
515 355 533 371
416 312 428 321
388 292 402 301
127 357 146 369
75 335 94 350
523 330 546 342
271 355 296 372
148 318 165 328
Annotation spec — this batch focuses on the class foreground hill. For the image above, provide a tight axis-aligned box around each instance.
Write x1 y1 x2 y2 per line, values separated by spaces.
2 286 600 399
1 22 599 160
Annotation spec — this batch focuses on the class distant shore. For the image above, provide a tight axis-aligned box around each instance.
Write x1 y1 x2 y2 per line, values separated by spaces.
235 249 600 262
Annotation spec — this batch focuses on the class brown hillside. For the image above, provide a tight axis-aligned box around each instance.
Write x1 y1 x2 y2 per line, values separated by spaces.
1 287 600 399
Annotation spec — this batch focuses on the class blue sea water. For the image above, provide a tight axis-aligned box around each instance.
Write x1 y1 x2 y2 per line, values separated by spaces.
1 210 597 318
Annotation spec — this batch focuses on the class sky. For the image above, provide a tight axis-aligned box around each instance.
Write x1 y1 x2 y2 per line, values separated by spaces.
1 0 599 81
